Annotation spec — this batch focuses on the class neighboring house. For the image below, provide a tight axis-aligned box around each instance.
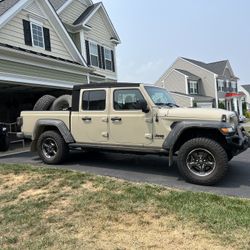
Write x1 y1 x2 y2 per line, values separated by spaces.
155 57 244 114
239 85 250 111
0 0 120 122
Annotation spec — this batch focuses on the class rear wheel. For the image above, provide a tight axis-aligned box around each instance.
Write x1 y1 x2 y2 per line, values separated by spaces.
37 131 68 164
177 138 228 185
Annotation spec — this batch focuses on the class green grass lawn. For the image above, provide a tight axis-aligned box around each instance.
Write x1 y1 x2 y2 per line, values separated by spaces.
0 164 249 249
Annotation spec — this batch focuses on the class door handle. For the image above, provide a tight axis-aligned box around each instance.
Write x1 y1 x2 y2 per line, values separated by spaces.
111 117 122 122
82 117 92 121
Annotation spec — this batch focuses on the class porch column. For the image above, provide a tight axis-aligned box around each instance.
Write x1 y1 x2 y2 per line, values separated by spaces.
238 98 243 116
233 98 238 113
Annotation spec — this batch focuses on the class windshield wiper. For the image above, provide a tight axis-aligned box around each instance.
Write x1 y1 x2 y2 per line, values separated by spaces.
155 102 179 108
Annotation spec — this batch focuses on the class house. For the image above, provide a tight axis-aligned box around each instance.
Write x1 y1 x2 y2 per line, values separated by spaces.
239 85 250 111
155 57 244 115
0 0 120 122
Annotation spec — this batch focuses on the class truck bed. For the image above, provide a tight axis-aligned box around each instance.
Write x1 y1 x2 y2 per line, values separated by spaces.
21 111 70 139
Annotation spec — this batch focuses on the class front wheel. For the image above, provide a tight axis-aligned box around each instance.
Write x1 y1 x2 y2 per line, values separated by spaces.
37 131 68 165
177 138 228 185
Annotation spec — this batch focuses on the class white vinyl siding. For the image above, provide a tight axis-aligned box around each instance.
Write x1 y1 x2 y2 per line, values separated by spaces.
0 59 88 84
59 1 88 24
0 10 73 61
84 9 117 79
85 10 113 47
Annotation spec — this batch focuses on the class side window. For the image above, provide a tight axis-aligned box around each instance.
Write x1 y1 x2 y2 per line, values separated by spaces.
82 90 106 111
113 89 145 111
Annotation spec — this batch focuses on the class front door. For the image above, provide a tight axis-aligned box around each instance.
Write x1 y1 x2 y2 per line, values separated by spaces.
109 88 153 146
71 88 109 143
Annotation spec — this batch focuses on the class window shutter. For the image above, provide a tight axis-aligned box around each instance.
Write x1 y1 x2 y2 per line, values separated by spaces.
97 45 102 68
188 82 191 94
111 50 115 72
43 27 51 51
23 20 32 46
85 40 90 65
101 46 105 69
196 81 199 94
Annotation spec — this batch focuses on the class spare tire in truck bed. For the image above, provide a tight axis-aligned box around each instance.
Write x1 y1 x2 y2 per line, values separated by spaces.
33 95 56 111
50 95 72 111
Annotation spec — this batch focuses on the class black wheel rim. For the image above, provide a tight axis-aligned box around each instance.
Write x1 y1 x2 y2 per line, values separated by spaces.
42 138 58 159
186 148 216 177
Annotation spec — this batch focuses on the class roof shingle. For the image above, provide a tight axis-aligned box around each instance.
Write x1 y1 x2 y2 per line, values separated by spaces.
0 0 20 16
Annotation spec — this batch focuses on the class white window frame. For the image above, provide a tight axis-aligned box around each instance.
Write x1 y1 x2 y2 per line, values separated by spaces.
104 47 112 71
231 81 237 91
189 80 198 94
89 41 99 67
30 21 45 49
218 79 224 92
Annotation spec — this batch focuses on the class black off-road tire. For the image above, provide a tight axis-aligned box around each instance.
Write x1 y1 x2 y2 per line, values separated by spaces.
33 95 56 111
177 138 228 185
37 131 69 165
50 95 72 111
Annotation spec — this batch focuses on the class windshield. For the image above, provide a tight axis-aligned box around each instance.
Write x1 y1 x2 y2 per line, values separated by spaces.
144 86 177 107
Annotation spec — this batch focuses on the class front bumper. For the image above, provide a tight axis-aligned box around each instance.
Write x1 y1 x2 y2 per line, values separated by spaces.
226 126 249 155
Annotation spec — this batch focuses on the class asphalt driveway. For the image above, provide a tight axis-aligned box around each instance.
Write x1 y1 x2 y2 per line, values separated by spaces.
0 149 249 198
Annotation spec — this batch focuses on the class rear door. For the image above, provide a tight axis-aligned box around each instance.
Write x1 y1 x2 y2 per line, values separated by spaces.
71 88 109 143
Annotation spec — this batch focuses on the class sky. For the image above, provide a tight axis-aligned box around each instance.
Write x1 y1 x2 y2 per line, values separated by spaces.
93 0 250 85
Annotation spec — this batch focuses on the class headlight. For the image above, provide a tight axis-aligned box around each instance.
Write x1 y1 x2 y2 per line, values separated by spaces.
229 114 238 130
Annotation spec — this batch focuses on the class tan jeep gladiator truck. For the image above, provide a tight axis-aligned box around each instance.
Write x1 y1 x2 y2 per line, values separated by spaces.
17 83 249 185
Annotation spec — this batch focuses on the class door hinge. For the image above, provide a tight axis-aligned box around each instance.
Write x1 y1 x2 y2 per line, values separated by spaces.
145 118 153 123
102 117 109 123
102 132 109 138
145 133 153 139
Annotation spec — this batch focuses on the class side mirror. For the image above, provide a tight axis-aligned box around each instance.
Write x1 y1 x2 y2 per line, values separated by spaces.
139 100 149 113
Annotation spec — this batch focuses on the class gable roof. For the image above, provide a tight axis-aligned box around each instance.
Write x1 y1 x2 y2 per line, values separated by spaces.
182 57 229 75
181 57 238 78
0 0 20 16
0 0 88 66
175 69 200 81
73 2 99 25
49 0 67 10
241 85 250 94
73 2 121 43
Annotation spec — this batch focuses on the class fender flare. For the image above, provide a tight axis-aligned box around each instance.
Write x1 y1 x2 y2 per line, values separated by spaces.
163 121 231 166
33 119 75 144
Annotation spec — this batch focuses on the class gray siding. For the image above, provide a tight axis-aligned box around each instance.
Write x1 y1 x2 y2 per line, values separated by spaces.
161 70 187 93
0 9 73 61
171 92 193 107
156 58 217 106
60 1 88 24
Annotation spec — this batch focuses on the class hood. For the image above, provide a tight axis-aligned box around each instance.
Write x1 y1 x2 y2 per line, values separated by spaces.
158 107 235 121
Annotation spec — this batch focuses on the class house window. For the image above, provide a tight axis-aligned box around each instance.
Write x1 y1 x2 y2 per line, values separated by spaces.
231 81 237 92
89 42 99 67
31 23 44 48
217 79 224 92
189 80 198 94
104 48 112 71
